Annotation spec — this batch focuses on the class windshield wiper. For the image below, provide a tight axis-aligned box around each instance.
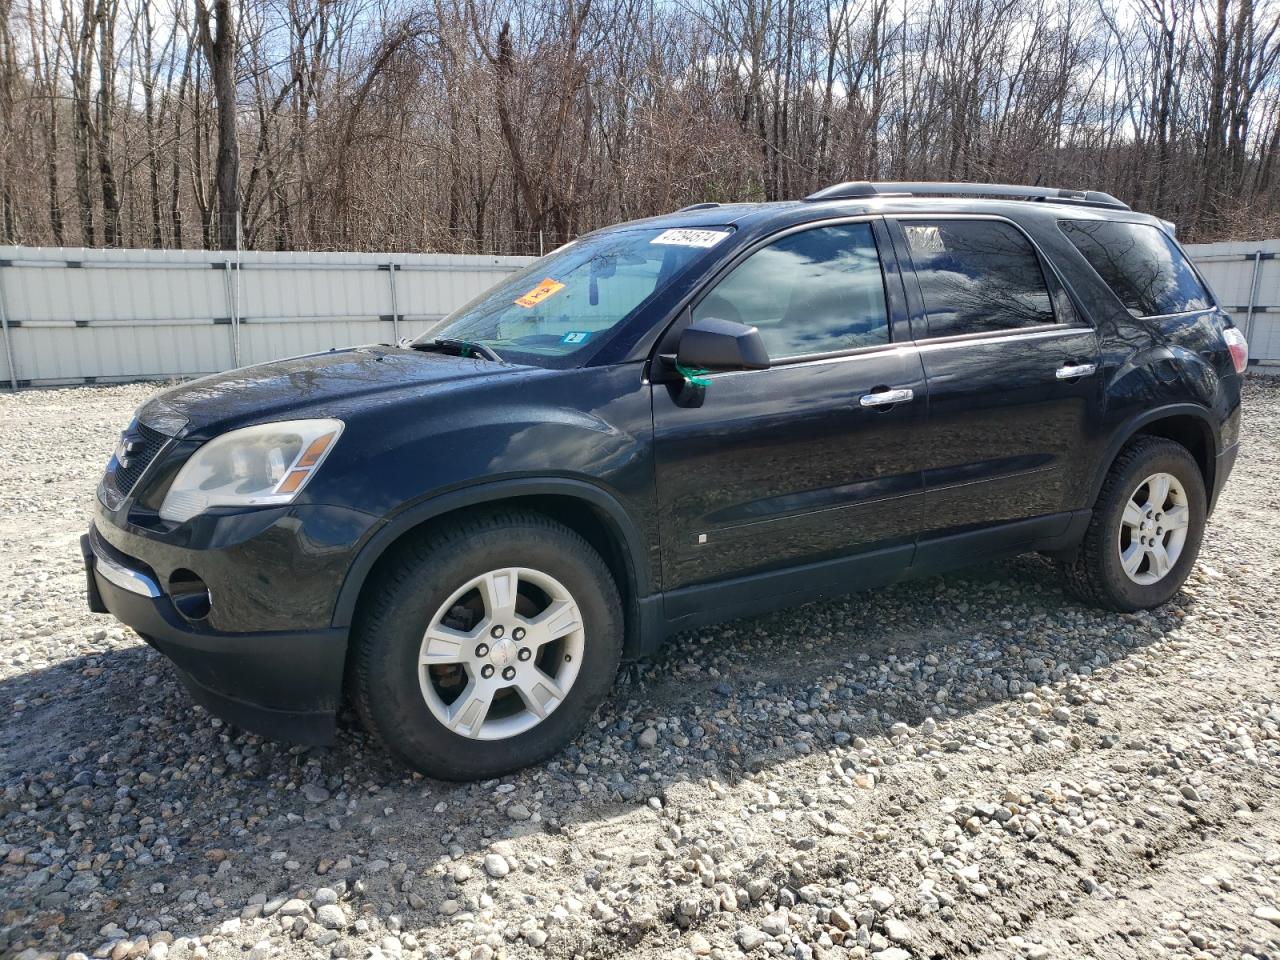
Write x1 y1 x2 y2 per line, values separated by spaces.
409 338 504 363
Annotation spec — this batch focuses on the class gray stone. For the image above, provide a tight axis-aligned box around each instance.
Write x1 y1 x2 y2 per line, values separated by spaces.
313 887 338 907
883 918 913 943
316 904 346 930
868 887 895 911
736 927 767 951
483 854 510 878
762 911 789 937
277 899 309 917
303 783 331 803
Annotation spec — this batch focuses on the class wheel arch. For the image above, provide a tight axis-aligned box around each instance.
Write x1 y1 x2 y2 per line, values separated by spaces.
332 478 656 654
1091 404 1218 508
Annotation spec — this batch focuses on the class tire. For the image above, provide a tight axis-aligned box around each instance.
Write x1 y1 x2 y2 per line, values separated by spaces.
350 510 623 780
1062 436 1206 612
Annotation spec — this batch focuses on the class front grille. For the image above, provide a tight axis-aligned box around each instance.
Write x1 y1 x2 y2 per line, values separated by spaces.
111 423 169 495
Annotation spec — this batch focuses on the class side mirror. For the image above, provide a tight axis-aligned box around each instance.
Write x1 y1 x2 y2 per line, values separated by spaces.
676 316 771 371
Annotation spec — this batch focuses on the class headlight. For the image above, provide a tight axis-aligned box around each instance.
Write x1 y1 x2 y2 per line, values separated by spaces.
159 419 344 523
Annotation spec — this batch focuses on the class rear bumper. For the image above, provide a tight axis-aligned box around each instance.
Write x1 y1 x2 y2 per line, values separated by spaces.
82 527 347 745
1210 441 1240 514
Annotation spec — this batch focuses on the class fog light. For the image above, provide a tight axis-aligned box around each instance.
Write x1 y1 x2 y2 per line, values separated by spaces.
169 568 212 621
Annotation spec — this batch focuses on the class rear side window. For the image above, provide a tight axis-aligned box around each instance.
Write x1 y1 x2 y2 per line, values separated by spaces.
900 219 1055 337
692 222 889 358
1059 220 1210 318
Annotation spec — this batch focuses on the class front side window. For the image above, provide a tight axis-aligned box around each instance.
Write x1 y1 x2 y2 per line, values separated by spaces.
901 219 1055 337
691 222 890 359
1059 220 1211 318
419 226 729 367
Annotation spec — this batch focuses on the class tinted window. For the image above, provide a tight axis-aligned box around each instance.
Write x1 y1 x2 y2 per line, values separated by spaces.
902 220 1055 337
692 222 889 358
1059 220 1211 317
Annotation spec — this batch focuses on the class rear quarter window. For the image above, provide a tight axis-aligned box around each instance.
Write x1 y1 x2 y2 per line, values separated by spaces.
1058 220 1211 318
899 219 1056 338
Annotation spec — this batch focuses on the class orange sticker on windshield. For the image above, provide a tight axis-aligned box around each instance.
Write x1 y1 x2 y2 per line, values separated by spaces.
514 277 565 308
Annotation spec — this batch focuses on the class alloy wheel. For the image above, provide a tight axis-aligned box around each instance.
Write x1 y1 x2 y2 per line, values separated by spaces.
1117 471 1191 586
418 567 585 739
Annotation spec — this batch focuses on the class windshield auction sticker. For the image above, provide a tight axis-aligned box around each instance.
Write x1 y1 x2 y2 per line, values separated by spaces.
650 228 731 248
514 278 565 308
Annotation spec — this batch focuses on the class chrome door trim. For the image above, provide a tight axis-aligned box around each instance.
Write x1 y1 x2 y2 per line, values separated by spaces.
912 325 1096 352
693 326 1096 380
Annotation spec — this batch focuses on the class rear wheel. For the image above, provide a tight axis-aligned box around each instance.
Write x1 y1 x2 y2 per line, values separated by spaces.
351 511 623 780
1062 436 1206 611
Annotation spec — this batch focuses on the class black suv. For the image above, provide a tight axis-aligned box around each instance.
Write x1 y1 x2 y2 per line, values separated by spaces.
83 181 1247 780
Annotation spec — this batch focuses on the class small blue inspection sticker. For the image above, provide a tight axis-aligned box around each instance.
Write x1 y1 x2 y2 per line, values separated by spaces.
561 331 592 344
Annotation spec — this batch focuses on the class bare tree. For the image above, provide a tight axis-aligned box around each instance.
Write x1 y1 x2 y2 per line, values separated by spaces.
2 0 1280 252
193 0 239 249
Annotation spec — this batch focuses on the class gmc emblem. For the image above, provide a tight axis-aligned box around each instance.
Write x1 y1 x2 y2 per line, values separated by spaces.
115 432 143 469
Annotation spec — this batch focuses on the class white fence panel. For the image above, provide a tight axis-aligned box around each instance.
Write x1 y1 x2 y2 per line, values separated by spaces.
1183 239 1280 367
12 322 234 383
238 319 387 368
2 240 1276 389
0 246 531 387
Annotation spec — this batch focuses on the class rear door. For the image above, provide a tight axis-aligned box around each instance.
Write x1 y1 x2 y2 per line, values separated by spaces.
887 216 1101 558
651 218 929 600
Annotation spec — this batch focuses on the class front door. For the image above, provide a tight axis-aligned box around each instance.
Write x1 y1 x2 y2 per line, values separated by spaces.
651 218 931 609
889 216 1102 553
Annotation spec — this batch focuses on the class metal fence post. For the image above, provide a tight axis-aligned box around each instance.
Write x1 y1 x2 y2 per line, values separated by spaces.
387 260 402 343
236 215 244 365
0 257 17 390
1244 250 1263 343
223 258 241 367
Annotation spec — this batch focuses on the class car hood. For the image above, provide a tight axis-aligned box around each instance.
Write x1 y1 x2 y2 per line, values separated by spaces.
138 346 522 437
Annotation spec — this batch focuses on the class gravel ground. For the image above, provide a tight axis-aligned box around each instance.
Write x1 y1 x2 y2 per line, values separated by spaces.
2 379 1280 960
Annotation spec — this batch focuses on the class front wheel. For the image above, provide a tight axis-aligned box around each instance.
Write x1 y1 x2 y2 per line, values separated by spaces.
1062 436 1207 611
350 511 623 780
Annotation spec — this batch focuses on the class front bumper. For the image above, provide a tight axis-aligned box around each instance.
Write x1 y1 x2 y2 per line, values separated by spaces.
82 525 348 745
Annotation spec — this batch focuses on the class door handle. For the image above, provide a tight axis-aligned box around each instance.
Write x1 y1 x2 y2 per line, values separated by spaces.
860 387 914 408
1055 362 1097 380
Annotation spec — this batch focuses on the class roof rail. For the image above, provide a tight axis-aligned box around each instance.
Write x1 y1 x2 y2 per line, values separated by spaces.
805 180 1130 211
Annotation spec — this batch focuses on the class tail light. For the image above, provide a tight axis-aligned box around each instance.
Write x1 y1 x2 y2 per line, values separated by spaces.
1223 327 1249 374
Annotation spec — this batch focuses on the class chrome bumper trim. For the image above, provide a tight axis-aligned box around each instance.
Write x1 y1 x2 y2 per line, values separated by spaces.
89 530 162 598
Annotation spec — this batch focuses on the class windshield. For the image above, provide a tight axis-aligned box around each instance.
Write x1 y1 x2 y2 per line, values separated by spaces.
414 226 733 367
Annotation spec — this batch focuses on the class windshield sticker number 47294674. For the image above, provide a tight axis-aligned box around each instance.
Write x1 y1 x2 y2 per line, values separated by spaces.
650 229 731 248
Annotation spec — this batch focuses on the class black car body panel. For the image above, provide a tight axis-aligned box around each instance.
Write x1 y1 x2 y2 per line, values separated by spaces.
84 189 1245 745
